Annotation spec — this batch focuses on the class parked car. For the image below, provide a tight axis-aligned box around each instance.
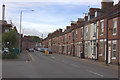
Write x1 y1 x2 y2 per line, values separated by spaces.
28 48 34 52
34 48 41 51
34 48 38 51
47 49 52 54
40 48 45 53
37 48 41 51
3 48 9 54
45 49 52 55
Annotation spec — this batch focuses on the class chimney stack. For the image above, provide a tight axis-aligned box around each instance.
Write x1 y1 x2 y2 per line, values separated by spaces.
48 33 51 37
59 29 62 33
77 18 84 24
84 16 88 21
101 0 114 9
55 29 59 35
71 21 77 27
66 26 70 30
89 8 96 13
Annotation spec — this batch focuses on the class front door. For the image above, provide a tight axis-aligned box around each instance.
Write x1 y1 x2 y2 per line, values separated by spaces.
78 45 80 57
88 43 90 58
108 42 111 64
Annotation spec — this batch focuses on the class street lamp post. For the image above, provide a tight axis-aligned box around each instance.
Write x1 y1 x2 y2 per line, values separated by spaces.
19 10 34 53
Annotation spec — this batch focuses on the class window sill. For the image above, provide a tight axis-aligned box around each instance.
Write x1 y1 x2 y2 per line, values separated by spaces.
113 33 117 36
100 34 103 36
112 57 116 59
99 54 102 56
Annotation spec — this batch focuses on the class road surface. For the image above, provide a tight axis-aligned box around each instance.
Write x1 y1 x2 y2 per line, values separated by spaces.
2 51 118 78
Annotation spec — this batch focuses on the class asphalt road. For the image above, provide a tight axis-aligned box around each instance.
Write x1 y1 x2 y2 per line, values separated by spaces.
2 51 118 78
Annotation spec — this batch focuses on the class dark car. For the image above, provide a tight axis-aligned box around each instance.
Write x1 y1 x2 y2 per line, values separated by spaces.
28 48 34 52
47 49 52 54
26 48 29 51
40 48 45 53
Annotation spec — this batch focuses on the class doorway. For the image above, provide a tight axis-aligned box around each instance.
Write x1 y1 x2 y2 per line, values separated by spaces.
108 41 111 64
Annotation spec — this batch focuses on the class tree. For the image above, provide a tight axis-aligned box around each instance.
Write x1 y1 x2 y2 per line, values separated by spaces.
2 29 18 52
27 36 42 43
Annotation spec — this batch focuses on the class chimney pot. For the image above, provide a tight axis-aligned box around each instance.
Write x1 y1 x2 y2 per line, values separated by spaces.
84 16 88 21
66 26 70 30
71 21 77 27
59 29 62 32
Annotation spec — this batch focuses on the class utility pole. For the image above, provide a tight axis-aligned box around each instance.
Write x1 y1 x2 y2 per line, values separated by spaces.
19 11 22 53
1 4 5 49
2 4 5 33
2 4 5 21
19 10 34 53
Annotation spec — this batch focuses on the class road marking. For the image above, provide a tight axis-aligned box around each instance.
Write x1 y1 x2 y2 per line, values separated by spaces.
71 64 80 68
26 60 31 62
61 60 68 64
87 70 104 77
28 53 35 61
51 56 55 59
26 61 28 62
48 58 56 63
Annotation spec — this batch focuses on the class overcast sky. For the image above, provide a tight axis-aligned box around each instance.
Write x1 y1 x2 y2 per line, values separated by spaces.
0 0 119 38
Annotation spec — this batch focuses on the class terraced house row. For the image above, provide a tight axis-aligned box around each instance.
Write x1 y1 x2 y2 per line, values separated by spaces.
42 0 120 64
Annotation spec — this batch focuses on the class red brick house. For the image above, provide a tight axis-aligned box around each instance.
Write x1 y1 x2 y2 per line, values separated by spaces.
97 0 120 64
42 0 120 64
22 36 37 50
0 20 12 34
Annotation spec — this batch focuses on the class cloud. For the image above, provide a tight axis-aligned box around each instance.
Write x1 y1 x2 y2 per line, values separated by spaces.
21 21 60 33
0 0 119 5
21 22 57 38
1 0 99 2
0 0 118 38
23 29 49 38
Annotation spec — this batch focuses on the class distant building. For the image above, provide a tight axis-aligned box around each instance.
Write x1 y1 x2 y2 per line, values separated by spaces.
22 36 42 50
0 20 12 34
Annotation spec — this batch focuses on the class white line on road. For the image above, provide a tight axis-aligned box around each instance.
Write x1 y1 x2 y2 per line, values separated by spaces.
87 70 104 77
61 60 68 64
71 64 80 68
26 60 31 63
49 59 56 63
51 56 55 59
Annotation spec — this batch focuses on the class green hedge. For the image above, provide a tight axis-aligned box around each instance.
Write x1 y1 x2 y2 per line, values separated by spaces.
2 52 19 59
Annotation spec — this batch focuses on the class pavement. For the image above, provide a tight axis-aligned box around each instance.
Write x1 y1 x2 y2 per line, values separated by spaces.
17 50 32 61
53 53 118 71
2 51 119 78
3 50 32 61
